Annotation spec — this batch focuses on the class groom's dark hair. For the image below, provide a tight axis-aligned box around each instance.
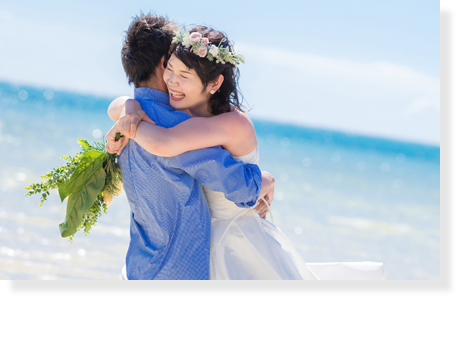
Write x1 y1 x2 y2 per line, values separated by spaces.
121 13 178 87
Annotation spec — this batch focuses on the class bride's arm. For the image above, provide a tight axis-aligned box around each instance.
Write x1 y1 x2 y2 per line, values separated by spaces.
105 98 155 154
107 96 132 121
133 111 253 157
108 98 255 157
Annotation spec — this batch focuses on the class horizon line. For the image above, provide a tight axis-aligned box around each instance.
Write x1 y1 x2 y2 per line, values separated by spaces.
0 79 440 148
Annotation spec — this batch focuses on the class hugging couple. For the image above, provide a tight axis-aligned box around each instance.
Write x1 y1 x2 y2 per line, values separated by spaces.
105 14 385 280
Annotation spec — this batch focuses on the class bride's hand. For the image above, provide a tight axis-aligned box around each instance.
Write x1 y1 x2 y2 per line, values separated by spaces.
254 196 270 219
255 171 275 219
105 122 128 155
118 99 156 139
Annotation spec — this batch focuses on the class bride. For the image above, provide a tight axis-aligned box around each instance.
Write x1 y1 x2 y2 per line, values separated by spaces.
107 25 384 280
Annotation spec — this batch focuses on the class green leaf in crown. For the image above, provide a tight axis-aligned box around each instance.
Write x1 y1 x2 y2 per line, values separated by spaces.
25 133 124 242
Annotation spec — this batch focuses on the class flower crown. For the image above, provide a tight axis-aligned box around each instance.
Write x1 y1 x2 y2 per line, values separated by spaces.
171 29 245 66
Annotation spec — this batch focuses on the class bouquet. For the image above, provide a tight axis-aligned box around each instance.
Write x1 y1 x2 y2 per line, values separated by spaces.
25 134 123 242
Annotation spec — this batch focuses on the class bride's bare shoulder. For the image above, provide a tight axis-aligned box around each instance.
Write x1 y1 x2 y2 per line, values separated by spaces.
220 107 255 133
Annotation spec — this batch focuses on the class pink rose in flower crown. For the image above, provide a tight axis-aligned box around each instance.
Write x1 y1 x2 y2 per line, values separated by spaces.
200 37 209 45
196 45 208 58
190 32 202 43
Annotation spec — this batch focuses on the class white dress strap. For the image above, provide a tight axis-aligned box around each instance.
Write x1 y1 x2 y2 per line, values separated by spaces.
261 198 275 225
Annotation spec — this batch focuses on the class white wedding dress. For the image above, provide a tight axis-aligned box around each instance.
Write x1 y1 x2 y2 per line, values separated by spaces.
120 147 385 280
206 147 385 280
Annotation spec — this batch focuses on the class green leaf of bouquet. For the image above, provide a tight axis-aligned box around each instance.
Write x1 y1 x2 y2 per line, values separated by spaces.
59 166 106 238
58 150 107 202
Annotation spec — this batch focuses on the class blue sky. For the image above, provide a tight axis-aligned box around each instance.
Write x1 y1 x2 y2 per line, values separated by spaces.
0 0 440 144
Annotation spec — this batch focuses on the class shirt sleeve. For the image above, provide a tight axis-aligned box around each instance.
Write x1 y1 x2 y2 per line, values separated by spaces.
164 146 262 208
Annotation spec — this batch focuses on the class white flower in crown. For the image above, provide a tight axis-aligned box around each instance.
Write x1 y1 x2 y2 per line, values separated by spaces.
182 35 192 47
209 45 219 57
173 29 192 47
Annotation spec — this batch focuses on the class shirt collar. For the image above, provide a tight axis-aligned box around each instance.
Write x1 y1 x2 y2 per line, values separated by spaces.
134 87 170 105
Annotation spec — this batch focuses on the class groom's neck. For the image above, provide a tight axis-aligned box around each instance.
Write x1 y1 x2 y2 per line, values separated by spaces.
138 76 168 94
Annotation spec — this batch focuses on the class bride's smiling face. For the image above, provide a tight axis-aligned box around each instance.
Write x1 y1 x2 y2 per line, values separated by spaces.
163 54 211 112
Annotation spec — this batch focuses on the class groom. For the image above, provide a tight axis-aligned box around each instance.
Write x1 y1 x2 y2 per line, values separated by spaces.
106 14 273 280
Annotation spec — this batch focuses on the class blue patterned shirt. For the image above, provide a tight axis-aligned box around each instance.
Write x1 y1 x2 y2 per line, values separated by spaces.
118 87 262 280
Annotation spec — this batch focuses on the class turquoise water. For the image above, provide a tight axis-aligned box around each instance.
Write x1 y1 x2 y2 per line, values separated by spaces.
0 81 440 280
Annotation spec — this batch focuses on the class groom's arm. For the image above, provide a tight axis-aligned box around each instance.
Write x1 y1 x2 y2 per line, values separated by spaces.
165 146 263 208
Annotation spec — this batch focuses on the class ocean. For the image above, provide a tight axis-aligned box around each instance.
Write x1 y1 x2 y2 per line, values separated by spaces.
0 81 440 280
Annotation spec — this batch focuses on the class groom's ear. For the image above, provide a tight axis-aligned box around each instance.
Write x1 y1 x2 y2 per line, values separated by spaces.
154 55 167 80
160 55 167 70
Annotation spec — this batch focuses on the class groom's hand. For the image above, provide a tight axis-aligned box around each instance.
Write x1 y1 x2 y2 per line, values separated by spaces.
254 171 275 219
118 99 155 139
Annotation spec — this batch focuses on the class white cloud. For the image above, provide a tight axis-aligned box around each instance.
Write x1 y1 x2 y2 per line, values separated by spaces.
238 43 439 94
236 43 440 145
402 95 439 117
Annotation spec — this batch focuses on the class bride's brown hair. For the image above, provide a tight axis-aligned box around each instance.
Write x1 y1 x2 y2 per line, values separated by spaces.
168 26 245 115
